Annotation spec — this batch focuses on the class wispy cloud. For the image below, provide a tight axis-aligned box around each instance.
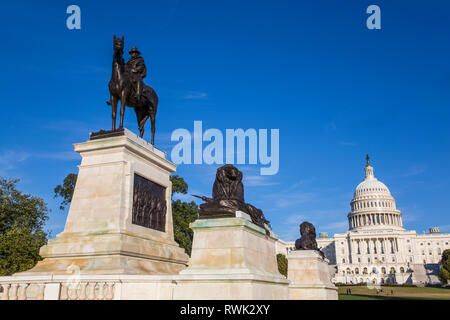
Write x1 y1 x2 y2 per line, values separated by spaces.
340 141 357 147
243 175 279 187
0 149 80 174
403 165 426 177
285 214 307 225
273 191 316 208
321 221 348 233
181 91 208 100
0 150 30 172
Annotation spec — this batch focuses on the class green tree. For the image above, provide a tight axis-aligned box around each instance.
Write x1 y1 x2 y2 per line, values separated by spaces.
54 173 199 256
0 178 48 276
170 175 198 256
439 249 450 285
53 173 77 210
276 253 288 277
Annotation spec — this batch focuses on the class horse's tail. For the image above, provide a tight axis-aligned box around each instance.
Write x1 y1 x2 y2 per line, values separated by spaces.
106 100 111 106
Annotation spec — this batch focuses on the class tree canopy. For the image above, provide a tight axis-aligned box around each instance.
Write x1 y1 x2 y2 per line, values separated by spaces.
170 175 198 256
439 249 450 285
0 177 48 276
53 173 77 210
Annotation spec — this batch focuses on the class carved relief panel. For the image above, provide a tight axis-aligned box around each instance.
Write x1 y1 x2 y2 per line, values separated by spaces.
132 173 167 232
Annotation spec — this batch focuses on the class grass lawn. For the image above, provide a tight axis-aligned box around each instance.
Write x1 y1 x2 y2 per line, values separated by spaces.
338 285 450 300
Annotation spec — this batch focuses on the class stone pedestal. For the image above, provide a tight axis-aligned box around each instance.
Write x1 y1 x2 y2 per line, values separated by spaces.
287 250 338 300
20 129 188 276
173 217 289 299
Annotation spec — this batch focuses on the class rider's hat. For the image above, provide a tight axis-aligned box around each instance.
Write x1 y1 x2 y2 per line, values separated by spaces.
129 46 141 55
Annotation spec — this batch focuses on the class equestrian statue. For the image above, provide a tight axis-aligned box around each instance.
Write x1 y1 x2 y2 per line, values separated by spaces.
107 35 158 145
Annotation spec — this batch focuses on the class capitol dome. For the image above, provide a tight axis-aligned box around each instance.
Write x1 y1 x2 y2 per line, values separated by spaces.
347 156 403 231
354 178 390 196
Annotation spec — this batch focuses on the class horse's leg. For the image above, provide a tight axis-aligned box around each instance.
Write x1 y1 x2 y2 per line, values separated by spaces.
119 91 127 129
150 112 156 145
140 113 149 138
111 95 118 131
135 108 147 138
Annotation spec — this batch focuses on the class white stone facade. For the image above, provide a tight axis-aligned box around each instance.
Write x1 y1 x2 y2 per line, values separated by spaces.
277 156 450 285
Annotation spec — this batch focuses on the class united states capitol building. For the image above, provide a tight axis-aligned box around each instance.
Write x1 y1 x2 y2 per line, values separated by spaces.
276 156 450 285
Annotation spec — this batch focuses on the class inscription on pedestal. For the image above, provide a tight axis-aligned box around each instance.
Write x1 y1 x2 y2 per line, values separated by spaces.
132 174 166 232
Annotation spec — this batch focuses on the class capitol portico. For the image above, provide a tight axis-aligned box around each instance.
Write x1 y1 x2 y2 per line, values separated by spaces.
277 156 450 285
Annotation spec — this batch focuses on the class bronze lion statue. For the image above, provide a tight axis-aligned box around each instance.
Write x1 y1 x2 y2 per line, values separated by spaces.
194 164 269 231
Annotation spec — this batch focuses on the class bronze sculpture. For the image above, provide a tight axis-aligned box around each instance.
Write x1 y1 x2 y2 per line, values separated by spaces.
194 164 269 231
132 174 166 232
107 35 158 145
295 221 325 258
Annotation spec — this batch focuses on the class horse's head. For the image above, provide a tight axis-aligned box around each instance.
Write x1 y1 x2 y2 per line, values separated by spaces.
113 35 124 52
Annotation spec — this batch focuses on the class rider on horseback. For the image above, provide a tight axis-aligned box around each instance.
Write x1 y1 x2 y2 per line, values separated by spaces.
126 47 147 103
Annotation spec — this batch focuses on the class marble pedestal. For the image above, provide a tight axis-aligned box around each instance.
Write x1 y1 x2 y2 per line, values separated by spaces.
20 128 188 276
173 217 289 299
287 250 338 300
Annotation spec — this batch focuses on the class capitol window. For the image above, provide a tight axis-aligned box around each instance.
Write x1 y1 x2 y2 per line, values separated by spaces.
355 268 359 274
382 267 386 274
400 267 405 273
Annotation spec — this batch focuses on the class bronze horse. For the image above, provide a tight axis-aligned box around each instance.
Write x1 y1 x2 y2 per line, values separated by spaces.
107 35 158 145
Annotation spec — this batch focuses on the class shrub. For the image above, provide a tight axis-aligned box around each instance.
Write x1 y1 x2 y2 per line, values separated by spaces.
276 254 288 277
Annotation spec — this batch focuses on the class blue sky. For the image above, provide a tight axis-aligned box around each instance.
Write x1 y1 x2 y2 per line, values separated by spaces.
0 1 449 241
